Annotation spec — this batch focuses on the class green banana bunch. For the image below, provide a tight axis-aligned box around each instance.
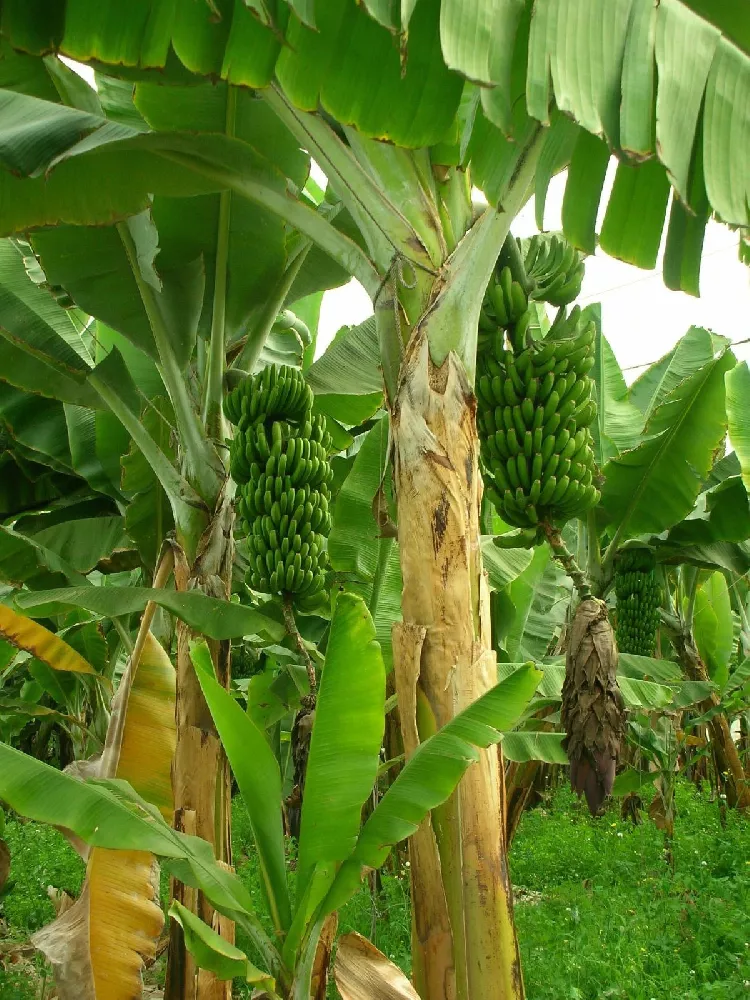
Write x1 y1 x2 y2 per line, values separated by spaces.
614 549 661 656
520 233 585 307
475 292 600 529
225 365 333 600
478 264 530 354
224 363 314 430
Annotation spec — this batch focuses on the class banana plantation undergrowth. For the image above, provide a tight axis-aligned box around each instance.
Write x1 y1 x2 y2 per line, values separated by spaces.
3 782 749 1000
0 5 750 1000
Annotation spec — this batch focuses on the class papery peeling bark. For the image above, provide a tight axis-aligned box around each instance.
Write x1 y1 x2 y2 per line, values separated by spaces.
334 932 421 1000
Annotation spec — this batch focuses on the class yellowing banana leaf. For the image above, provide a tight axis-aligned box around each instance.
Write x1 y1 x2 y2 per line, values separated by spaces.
32 632 176 1000
0 603 97 676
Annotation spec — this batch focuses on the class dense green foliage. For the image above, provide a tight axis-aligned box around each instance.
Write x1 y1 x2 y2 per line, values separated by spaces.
3 783 749 999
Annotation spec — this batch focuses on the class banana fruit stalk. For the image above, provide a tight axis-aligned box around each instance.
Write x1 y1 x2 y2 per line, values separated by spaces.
614 548 661 656
225 365 333 600
476 263 600 530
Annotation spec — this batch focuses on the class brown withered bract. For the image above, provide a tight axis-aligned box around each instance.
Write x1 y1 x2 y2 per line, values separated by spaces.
561 597 625 815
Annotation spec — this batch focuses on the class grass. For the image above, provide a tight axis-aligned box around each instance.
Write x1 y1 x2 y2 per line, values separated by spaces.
512 782 750 1000
1 780 749 998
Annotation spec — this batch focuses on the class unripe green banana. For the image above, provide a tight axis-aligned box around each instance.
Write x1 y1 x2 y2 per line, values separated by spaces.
550 475 570 504
227 364 332 600
516 453 530 489
475 241 600 528
542 389 561 424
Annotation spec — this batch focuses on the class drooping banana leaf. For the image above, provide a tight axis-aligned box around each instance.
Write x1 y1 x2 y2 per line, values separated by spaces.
15 585 285 642
0 743 281 977
191 640 291 935
169 899 278 992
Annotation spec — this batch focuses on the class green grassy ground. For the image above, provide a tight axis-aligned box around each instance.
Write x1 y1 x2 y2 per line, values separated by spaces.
1 781 749 998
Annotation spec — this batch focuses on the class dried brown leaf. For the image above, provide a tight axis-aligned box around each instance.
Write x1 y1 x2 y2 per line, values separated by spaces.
562 598 625 815
334 932 420 1000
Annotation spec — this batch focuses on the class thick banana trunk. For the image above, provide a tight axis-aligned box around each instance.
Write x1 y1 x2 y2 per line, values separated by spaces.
166 500 235 1000
391 333 523 1000
675 633 750 811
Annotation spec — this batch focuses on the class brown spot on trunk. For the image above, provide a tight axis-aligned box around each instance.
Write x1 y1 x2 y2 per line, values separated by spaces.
425 449 454 471
432 491 450 552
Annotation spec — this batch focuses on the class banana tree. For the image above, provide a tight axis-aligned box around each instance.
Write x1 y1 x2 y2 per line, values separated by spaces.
0 593 542 999
487 309 750 820
0 3 748 999
0 61 342 999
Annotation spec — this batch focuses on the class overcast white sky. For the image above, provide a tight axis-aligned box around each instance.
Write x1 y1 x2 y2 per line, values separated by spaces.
317 167 749 384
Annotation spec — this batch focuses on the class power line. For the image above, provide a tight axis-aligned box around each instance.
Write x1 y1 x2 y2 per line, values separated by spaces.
622 336 750 373
577 243 742 303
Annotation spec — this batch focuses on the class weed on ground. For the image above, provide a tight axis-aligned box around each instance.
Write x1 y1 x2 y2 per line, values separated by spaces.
1 781 749 999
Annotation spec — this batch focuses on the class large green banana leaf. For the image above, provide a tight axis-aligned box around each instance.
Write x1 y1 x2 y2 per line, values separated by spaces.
305 316 383 413
327 420 401 668
628 326 720 421
2 0 745 291
0 450 79 520
665 477 750 548
601 344 736 541
295 592 385 906
320 662 542 915
183 638 542 986
0 523 87 589
502 731 567 765
120 394 175 570
493 544 571 663
585 305 642 466
726 362 750 495
692 571 734 688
